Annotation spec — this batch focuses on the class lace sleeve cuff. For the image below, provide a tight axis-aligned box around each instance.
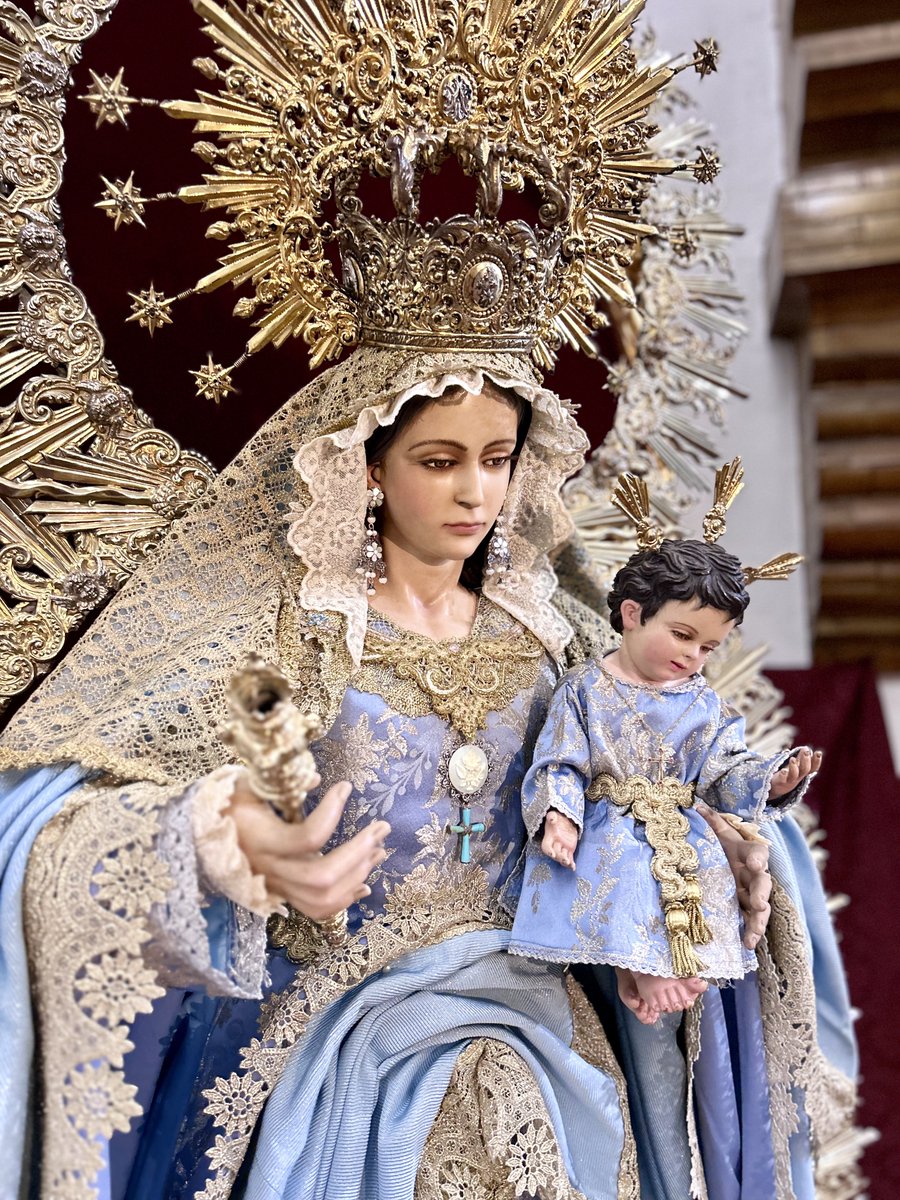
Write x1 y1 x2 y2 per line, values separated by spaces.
192 765 286 918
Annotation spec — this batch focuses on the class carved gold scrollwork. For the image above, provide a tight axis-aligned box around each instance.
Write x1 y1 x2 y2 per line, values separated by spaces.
0 0 214 708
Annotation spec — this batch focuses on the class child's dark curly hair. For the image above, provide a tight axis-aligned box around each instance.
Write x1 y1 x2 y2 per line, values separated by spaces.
607 539 750 634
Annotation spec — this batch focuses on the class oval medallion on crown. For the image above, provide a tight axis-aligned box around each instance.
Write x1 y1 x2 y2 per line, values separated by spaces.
438 69 476 123
462 260 507 314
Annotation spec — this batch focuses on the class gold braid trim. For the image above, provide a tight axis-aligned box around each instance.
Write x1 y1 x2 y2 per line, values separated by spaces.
355 626 545 742
589 773 712 977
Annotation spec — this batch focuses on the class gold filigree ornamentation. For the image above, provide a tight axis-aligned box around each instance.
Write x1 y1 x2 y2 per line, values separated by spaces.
602 457 802 591
88 0 726 381
702 455 744 543
0 1 215 708
357 625 545 743
609 472 663 551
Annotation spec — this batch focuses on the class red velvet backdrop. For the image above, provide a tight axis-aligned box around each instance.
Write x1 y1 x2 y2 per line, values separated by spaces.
769 663 899 1199
15 2 898 1192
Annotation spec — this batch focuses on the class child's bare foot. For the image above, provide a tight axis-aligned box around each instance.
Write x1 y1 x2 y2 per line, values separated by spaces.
615 967 660 1025
632 971 706 1019
541 809 578 870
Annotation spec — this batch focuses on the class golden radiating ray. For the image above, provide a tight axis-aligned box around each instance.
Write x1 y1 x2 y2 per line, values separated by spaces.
354 0 394 31
569 0 648 85
162 94 277 137
553 307 599 356
0 346 48 392
743 554 805 584
587 213 657 240
0 501 81 576
180 178 285 211
192 0 299 88
0 37 21 76
194 239 282 294
27 502 170 535
481 0 517 48
0 409 94 475
588 68 675 127
528 0 587 54
583 259 638 309
28 450 167 490
281 0 349 49
247 293 319 354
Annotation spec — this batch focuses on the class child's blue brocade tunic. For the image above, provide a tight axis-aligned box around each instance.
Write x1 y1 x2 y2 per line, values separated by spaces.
509 658 808 978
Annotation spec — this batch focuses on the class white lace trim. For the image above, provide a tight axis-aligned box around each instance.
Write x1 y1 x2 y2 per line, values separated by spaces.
287 368 588 667
192 766 286 918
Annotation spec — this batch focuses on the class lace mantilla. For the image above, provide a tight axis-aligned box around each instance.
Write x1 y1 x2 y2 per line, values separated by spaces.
0 348 583 787
356 602 546 742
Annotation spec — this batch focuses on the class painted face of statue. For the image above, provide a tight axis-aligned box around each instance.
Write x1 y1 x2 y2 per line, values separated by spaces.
617 597 736 685
366 389 519 570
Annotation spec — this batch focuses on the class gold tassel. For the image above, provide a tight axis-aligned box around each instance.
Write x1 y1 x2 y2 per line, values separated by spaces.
683 876 713 945
666 903 707 977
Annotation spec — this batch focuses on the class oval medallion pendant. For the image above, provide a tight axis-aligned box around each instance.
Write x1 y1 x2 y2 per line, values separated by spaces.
448 743 490 795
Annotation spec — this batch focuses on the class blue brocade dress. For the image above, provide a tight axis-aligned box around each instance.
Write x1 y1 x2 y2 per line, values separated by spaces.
0 607 858 1200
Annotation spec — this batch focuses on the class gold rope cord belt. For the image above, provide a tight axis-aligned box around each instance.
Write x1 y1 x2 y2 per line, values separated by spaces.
586 773 713 977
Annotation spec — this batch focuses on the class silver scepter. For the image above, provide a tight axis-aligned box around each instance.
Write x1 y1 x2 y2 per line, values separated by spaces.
217 652 349 946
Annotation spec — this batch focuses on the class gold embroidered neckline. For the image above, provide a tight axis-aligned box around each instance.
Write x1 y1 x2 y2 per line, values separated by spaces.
353 599 546 741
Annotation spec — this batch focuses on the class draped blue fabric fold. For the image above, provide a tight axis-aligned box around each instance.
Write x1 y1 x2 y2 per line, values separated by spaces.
0 763 88 1197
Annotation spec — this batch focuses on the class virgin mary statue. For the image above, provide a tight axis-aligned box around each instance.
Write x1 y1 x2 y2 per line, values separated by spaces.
0 1 859 1198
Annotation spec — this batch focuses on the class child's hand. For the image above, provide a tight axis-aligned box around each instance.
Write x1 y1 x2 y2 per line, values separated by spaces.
768 747 823 800
541 809 579 870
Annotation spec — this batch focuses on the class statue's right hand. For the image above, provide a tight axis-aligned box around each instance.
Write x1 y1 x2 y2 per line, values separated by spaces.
228 776 389 921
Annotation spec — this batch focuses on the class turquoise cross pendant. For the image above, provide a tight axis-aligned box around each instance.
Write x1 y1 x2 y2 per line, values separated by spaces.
450 807 485 864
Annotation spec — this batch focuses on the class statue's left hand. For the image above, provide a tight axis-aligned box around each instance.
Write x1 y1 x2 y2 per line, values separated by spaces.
698 803 772 949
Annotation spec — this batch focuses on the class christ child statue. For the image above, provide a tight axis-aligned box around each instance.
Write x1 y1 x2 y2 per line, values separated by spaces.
508 537 821 1025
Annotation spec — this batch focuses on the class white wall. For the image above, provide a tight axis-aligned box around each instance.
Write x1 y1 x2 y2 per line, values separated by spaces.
647 0 813 667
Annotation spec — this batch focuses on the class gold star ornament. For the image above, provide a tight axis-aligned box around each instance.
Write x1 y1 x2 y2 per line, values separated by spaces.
80 68 138 129
127 285 174 335
693 147 721 185
97 173 148 231
190 355 235 404
693 39 720 78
